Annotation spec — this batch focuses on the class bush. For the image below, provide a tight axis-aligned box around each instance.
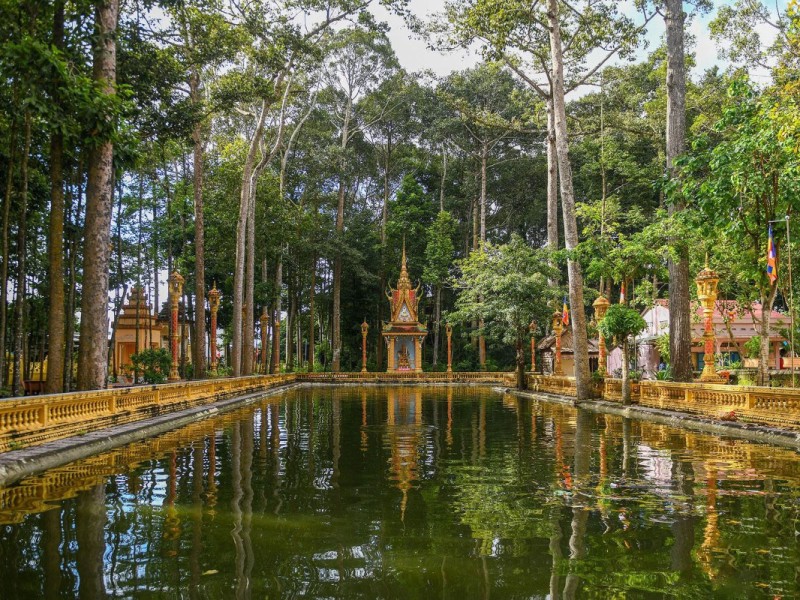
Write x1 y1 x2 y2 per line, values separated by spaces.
655 367 672 381
744 336 761 359
130 348 172 384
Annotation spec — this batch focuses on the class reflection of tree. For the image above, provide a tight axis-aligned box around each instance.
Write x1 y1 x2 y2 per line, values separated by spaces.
563 409 592 599
76 484 107 599
42 508 61 600
670 456 696 574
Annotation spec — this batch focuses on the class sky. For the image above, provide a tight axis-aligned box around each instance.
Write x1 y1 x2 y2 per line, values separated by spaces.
369 0 782 86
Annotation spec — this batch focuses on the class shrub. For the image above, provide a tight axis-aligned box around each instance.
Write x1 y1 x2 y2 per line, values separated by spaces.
130 348 172 384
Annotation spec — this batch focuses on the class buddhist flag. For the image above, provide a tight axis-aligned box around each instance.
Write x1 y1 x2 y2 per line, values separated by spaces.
562 297 570 326
619 281 626 304
767 224 778 284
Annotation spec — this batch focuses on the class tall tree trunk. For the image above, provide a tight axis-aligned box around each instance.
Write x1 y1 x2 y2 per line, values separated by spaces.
548 0 590 400
665 0 692 382
0 112 17 390
287 270 296 371
232 100 268 376
77 0 119 391
108 182 124 381
271 254 282 373
433 286 441 368
516 336 527 390
12 113 31 396
546 96 559 286
64 154 83 391
190 70 206 379
478 147 487 369
309 253 316 371
45 0 66 394
621 338 631 405
332 98 352 374
243 178 256 375
440 145 447 212
377 140 390 371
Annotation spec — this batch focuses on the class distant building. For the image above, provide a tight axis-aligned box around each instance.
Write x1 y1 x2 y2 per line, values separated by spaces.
538 330 599 376
607 300 788 377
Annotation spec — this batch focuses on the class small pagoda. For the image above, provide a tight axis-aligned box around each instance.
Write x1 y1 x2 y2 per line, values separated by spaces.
382 244 427 372
113 286 164 374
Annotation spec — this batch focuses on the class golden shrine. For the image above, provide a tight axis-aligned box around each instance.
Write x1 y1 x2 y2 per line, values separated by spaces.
113 286 163 374
382 245 427 372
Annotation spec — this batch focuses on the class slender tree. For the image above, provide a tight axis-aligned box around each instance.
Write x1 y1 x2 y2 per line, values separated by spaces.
77 0 120 391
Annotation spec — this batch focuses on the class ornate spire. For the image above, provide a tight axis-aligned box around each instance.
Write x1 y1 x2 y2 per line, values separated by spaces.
397 236 412 291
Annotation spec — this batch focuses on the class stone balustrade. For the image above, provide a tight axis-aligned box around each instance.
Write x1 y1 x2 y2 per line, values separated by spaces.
5 370 799 456
297 371 514 384
526 374 800 430
0 375 297 453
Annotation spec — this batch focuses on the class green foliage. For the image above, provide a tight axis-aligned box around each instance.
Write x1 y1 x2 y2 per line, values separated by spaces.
130 349 172 385
448 235 558 347
423 211 456 287
744 336 762 359
597 304 647 346
654 333 670 365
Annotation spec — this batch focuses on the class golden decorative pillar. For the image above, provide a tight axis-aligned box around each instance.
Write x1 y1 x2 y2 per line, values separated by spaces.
208 284 220 372
529 320 537 372
696 257 723 382
361 319 369 373
260 311 270 374
388 337 395 372
593 295 610 377
414 337 422 373
168 271 185 381
552 311 564 376
446 323 453 373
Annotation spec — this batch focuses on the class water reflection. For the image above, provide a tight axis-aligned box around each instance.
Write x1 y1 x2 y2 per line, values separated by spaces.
0 386 800 597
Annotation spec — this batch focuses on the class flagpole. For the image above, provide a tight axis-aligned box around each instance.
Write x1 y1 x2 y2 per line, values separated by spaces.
786 215 795 388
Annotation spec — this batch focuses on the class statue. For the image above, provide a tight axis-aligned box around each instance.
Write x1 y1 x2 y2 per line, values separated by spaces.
398 344 411 370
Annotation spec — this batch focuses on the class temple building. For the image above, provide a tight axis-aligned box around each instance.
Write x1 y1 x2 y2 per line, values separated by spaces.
112 286 164 374
382 246 427 372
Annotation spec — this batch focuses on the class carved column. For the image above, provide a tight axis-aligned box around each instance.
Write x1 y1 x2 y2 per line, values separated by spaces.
387 337 395 373
696 257 723 382
593 295 610 377
446 323 453 373
260 311 270 374
361 319 369 373
168 271 185 381
552 311 564 376
529 320 537 372
414 337 423 373
208 284 220 373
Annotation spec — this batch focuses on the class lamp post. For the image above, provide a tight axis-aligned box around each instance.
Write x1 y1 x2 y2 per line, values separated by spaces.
208 284 220 373
361 319 369 373
529 320 537 372
260 311 270 374
593 295 610 377
446 323 453 373
552 311 564 376
696 256 723 382
168 271 185 381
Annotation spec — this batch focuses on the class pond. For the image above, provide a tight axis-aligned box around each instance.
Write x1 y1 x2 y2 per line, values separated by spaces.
0 385 798 598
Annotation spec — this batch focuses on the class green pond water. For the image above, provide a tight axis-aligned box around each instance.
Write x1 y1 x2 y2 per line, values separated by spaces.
1 385 799 599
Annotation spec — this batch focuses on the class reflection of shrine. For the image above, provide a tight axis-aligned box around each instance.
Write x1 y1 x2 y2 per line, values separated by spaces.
385 388 424 519
382 245 427 372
